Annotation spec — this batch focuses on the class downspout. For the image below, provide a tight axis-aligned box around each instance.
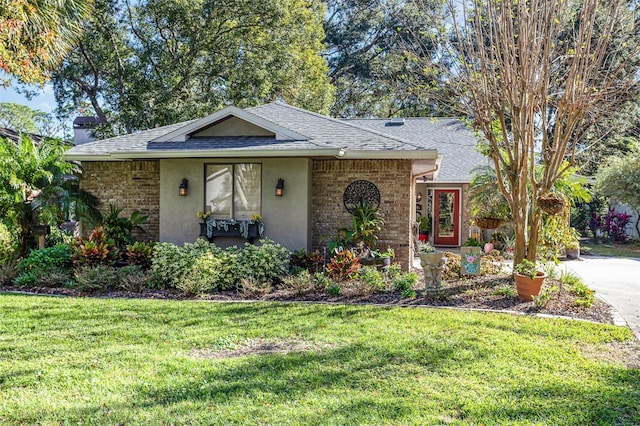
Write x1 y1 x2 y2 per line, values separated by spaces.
411 157 442 260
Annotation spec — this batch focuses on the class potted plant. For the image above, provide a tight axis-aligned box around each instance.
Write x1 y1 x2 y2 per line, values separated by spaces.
417 215 431 242
468 166 511 230
514 259 547 301
377 247 395 266
564 227 581 260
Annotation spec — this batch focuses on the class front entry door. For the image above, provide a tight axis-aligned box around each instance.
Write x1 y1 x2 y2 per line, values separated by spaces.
433 189 460 246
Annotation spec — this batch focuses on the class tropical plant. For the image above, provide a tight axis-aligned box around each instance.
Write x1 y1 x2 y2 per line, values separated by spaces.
0 135 80 258
126 241 155 270
0 0 93 84
71 227 119 267
468 165 511 221
326 249 361 282
101 205 148 251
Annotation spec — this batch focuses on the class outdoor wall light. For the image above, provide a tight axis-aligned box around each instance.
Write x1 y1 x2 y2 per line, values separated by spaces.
275 178 284 197
416 192 423 202
179 178 189 196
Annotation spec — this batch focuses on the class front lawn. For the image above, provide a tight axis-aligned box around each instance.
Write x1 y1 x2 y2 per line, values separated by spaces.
581 241 640 258
1 294 638 425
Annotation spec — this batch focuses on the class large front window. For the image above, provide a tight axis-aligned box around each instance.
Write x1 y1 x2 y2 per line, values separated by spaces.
205 163 261 220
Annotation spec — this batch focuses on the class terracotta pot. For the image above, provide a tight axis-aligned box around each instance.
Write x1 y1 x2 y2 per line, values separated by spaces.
565 247 580 260
514 271 547 301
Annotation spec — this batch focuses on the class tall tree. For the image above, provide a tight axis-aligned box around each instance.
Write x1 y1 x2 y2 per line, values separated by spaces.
324 0 458 118
0 0 93 85
51 0 334 136
413 0 640 265
0 102 64 136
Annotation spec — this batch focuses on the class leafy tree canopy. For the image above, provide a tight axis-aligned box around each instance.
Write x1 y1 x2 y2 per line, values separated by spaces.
51 0 335 136
0 102 64 136
594 146 640 236
0 0 93 85
324 0 458 118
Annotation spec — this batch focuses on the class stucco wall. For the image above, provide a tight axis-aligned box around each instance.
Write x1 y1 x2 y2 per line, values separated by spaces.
159 158 311 250
79 161 160 240
311 159 413 270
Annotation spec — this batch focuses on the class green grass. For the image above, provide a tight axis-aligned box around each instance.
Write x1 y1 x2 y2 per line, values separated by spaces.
581 242 640 258
1 294 639 425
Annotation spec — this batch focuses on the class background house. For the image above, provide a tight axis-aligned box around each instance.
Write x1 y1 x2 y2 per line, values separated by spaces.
65 102 484 269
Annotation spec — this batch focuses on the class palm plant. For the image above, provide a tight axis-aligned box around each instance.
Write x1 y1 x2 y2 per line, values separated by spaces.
0 135 80 258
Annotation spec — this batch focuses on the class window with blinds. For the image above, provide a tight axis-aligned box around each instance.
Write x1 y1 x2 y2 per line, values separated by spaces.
205 163 261 220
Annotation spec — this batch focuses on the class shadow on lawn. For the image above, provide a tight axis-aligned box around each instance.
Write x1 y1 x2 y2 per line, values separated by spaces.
35 342 640 425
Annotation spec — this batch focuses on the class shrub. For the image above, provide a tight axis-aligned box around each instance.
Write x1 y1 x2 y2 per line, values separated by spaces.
480 255 505 275
238 277 273 299
73 265 119 292
314 272 333 288
0 222 17 265
102 205 148 250
358 266 385 293
289 249 324 273
176 250 238 295
385 263 402 280
393 272 419 292
281 270 315 295
13 271 39 286
326 249 360 282
401 289 416 299
126 241 155 270
45 226 73 247
326 283 341 296
150 239 212 288
17 244 72 274
0 263 17 285
116 265 149 292
236 239 290 284
71 227 119 267
442 252 461 281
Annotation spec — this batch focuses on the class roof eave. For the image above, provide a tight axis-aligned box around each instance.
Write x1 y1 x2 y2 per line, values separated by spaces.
65 149 439 161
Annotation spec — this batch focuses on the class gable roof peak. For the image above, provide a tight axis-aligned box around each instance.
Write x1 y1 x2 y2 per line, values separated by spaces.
152 105 308 143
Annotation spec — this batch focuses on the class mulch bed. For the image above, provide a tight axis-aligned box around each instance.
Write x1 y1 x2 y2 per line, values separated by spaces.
1 272 615 325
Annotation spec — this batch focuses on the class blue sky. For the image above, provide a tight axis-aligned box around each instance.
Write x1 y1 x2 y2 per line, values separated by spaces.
0 83 58 115
1 80 70 137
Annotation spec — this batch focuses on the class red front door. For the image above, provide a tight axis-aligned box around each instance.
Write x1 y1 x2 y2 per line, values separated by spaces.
433 189 460 246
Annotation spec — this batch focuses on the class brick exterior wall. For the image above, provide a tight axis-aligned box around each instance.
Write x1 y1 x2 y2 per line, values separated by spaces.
79 161 160 241
311 159 413 269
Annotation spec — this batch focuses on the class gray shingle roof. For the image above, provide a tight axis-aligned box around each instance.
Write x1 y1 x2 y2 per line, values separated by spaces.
65 102 486 181
346 118 487 182
67 120 196 156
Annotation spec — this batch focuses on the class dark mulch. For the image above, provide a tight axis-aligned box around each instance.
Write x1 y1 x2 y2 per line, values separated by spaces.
1 272 615 325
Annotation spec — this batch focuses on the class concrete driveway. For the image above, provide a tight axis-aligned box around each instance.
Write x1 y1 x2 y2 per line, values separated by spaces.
562 256 640 340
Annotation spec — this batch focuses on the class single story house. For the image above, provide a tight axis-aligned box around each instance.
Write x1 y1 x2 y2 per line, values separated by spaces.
65 102 485 269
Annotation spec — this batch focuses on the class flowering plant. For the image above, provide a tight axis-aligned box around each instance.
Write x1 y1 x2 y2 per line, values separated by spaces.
251 213 263 223
196 211 211 220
